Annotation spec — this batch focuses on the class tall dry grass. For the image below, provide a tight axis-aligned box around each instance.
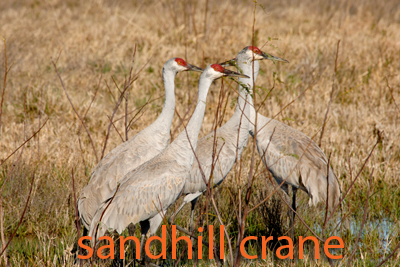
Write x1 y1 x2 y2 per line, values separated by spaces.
0 0 399 266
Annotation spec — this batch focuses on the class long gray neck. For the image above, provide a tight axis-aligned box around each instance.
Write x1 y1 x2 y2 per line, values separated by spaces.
169 73 212 164
236 59 259 133
152 67 176 130
234 60 259 115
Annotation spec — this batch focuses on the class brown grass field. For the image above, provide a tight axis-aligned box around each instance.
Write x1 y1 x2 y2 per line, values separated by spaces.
0 0 399 266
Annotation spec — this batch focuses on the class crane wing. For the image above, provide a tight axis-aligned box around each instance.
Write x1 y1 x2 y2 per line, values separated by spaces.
185 123 246 195
78 126 168 229
255 114 341 209
89 157 186 238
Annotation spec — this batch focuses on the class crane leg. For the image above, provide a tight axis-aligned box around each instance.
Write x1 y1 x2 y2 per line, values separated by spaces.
127 223 136 262
188 198 198 237
112 230 123 267
139 220 150 266
72 227 89 264
168 197 210 246
189 199 198 259
83 227 88 237
289 186 298 241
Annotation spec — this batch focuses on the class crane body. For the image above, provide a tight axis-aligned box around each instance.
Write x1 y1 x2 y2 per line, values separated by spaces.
88 65 248 260
77 58 202 232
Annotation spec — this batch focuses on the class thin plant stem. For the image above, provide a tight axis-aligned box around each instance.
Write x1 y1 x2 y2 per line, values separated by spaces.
52 59 100 163
0 118 48 168
319 40 340 146
0 172 36 257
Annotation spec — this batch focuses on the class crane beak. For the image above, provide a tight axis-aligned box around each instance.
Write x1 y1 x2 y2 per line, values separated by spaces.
218 59 236 67
186 63 203 72
223 68 250 78
261 52 289 63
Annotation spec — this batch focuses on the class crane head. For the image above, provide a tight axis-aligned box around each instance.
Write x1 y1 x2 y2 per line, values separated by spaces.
218 46 289 67
174 58 203 72
247 46 289 63
208 64 249 79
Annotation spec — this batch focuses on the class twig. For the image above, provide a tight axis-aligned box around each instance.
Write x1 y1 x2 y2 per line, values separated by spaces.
125 47 137 141
223 76 316 136
218 90 231 127
105 80 117 104
38 84 43 158
125 89 129 141
113 96 163 123
126 96 153 130
174 109 206 185
322 153 332 236
111 76 123 96
0 118 48 168
249 123 326 214
0 38 6 132
256 77 317 135
100 47 150 159
234 4 258 265
256 78 276 114
254 129 327 243
208 77 226 197
319 40 340 146
126 109 147 133
168 108 224 255
106 115 124 143
385 78 400 114
0 197 5 264
0 172 36 257
171 100 196 140
52 59 100 162
208 78 234 265
0 128 27 263
93 184 121 255
326 136 380 223
101 68 135 159
0 38 13 133
78 74 102 134
71 169 83 266
266 171 325 242
375 240 400 267
203 0 209 38
77 133 88 175
248 127 278 213
322 154 334 267
211 78 226 131
210 195 234 264
75 75 102 169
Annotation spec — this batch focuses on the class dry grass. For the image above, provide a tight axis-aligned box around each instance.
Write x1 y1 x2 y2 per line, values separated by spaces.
0 0 399 266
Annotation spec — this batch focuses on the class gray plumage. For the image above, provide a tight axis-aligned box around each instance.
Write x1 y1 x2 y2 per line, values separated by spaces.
180 52 254 207
77 58 201 230
168 49 256 231
88 64 247 241
171 47 341 237
245 56 341 210
252 112 341 207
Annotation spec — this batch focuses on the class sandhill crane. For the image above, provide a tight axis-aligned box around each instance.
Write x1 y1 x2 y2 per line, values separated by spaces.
167 47 288 238
77 58 202 233
222 46 341 239
88 64 248 259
